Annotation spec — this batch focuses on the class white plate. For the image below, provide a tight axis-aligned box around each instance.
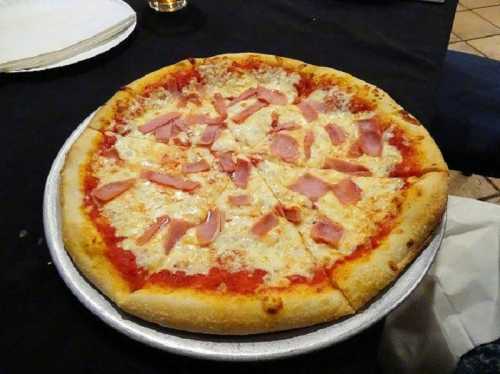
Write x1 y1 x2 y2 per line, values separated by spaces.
0 0 136 73
44 112 446 361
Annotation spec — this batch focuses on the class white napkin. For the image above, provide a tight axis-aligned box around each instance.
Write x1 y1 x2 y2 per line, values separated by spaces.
379 196 500 373
0 0 135 71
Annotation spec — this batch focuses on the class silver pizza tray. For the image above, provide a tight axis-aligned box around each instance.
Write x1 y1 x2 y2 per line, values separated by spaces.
44 112 446 361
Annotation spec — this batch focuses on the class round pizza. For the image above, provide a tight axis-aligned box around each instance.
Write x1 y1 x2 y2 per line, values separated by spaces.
60 53 448 335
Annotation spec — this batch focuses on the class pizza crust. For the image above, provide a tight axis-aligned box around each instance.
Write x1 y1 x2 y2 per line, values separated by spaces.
120 283 354 335
331 171 448 309
60 127 131 303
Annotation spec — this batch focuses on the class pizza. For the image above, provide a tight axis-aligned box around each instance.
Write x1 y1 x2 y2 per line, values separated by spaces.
60 53 448 335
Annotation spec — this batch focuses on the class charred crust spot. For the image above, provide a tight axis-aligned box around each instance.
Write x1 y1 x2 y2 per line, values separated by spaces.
399 110 421 126
119 86 134 94
262 295 283 315
406 239 415 248
187 57 196 66
388 261 398 272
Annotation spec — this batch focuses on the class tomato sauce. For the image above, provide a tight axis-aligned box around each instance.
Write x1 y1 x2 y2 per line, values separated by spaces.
83 170 146 290
348 95 375 113
148 268 267 294
389 128 421 177
287 268 327 286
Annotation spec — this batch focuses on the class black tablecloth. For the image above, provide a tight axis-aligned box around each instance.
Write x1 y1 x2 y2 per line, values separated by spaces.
1 1 457 372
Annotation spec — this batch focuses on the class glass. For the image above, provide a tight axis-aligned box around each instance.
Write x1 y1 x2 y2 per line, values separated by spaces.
147 0 187 12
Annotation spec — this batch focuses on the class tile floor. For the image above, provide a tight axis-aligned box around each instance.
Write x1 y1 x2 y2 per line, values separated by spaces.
449 0 500 59
446 1 499 204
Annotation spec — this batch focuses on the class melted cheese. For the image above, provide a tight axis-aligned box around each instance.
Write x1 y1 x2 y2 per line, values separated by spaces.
212 216 315 287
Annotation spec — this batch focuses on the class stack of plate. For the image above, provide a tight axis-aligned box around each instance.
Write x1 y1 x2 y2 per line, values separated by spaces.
0 0 136 73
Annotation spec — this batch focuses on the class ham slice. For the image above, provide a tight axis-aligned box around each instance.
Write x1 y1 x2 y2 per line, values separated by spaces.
269 121 302 133
304 130 315 160
331 178 362 205
184 113 223 126
288 174 331 202
322 158 371 176
182 159 210 174
139 112 181 134
135 215 170 246
270 133 300 163
308 99 327 113
142 171 200 191
358 119 383 157
232 159 252 188
91 179 135 202
164 219 194 253
154 123 173 142
228 194 252 206
311 217 344 246
198 125 222 146
231 101 268 124
297 101 318 122
228 87 258 106
251 212 279 237
274 204 301 224
324 123 347 145
196 209 224 246
212 93 227 119
217 151 236 173
256 86 288 105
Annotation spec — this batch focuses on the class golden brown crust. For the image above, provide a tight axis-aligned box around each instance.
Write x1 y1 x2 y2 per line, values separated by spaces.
87 88 136 132
121 283 353 335
331 171 448 309
60 127 131 303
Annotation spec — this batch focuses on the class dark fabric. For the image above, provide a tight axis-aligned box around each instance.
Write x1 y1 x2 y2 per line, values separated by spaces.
431 51 500 178
1 1 456 373
455 338 500 374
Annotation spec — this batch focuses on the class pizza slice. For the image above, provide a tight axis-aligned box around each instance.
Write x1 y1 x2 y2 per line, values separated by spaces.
256 160 447 309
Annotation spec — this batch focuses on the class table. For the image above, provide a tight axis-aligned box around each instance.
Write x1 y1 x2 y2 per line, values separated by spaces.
1 0 457 372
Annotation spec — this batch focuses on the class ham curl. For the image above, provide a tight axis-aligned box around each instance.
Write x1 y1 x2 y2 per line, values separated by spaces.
251 212 279 237
165 219 194 253
139 112 181 134
311 217 344 246
322 158 371 176
91 179 135 202
270 133 300 163
142 171 200 191
288 174 331 202
136 215 170 246
331 178 362 205
196 209 224 246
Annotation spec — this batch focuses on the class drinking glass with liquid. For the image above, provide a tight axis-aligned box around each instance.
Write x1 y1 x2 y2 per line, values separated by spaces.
147 0 187 12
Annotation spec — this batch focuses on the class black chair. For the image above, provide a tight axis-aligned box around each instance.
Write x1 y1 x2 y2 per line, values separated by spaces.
430 51 500 177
